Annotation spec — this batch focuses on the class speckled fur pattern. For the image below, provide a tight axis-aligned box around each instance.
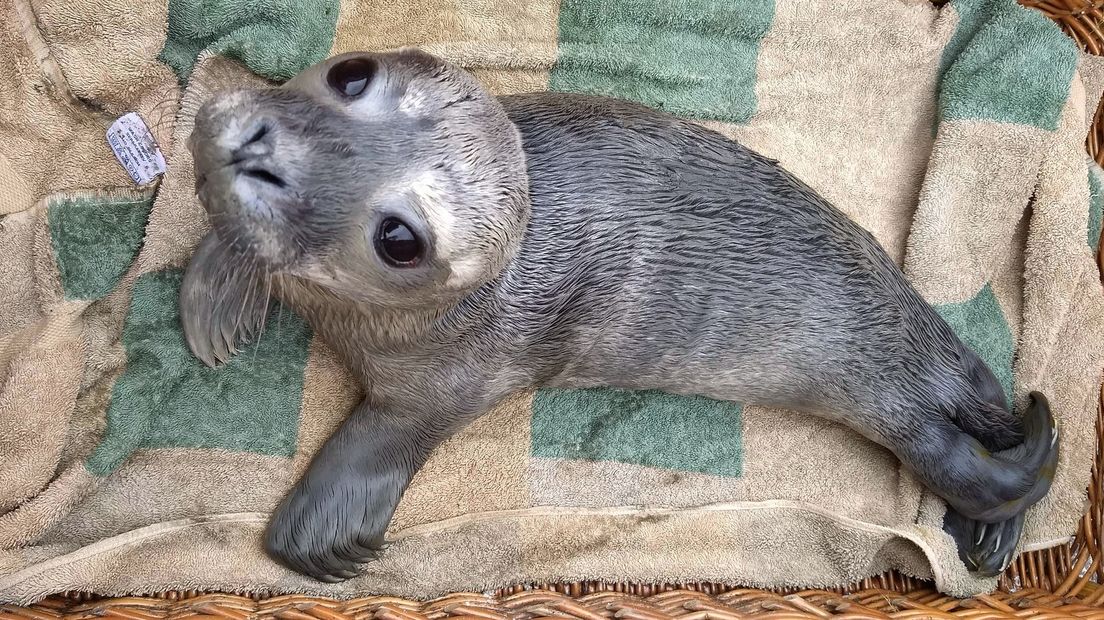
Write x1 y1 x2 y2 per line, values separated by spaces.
180 49 1059 584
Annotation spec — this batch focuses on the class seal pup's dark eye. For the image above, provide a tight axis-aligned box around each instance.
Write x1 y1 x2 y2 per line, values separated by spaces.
326 58 377 98
375 218 423 267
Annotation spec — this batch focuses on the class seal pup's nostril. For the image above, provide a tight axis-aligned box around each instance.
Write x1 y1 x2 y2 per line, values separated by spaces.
242 123 269 148
231 117 275 163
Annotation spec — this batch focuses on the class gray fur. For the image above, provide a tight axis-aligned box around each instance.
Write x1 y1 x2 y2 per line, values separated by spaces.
180 48 1058 583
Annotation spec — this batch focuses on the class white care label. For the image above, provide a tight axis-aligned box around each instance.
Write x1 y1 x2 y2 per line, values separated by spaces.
106 112 167 185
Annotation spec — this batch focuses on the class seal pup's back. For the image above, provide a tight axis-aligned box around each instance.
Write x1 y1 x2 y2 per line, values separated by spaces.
493 93 1020 445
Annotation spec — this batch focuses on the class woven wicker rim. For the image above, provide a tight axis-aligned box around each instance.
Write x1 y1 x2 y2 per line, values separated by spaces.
3 1 1103 618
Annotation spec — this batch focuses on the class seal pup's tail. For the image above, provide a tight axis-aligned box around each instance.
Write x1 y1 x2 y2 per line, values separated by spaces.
947 355 1025 452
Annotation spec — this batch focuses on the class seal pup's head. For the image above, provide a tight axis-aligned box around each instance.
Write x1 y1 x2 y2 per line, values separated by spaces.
188 48 529 307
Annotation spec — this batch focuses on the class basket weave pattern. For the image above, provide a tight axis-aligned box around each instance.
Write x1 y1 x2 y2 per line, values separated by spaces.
2 1 1103 618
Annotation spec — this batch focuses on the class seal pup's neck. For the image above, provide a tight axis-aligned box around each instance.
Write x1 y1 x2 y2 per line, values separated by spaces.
273 274 462 361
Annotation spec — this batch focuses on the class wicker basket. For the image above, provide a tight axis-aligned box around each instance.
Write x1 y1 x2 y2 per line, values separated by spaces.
3 1 1104 618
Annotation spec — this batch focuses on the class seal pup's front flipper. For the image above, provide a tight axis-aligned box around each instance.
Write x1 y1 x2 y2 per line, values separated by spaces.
179 230 272 367
264 400 460 583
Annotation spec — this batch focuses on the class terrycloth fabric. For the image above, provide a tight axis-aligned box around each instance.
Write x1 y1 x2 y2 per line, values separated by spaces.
2 0 1103 604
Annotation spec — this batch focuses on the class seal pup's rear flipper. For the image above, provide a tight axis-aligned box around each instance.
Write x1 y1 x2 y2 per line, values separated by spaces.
954 391 1059 523
944 507 1025 577
940 392 1059 576
179 230 272 367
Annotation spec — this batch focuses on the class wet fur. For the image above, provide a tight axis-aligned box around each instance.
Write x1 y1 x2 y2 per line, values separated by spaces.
181 51 1058 583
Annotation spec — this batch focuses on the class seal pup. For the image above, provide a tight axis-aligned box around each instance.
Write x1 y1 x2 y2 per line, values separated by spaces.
182 48 1060 583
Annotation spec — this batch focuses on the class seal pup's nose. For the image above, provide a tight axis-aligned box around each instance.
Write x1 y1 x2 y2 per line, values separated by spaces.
229 117 285 188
